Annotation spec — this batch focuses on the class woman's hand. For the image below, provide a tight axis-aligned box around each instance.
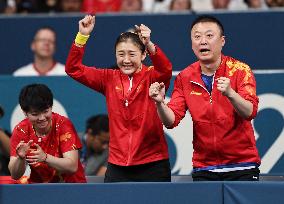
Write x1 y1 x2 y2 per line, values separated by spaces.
16 140 33 159
26 143 47 165
79 15 96 36
135 24 156 55
135 24 151 45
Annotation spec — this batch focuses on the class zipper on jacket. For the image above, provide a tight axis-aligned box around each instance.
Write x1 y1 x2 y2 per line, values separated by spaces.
191 75 221 162
128 76 133 91
124 77 133 107
126 131 133 165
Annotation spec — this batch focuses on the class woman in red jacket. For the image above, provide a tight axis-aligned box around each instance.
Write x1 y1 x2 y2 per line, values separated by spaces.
65 15 172 182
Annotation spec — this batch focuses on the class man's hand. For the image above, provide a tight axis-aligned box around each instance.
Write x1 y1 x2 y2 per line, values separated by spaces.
216 77 233 97
149 82 165 103
79 15 95 36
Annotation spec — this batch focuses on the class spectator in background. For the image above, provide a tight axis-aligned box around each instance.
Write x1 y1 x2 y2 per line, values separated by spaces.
0 105 11 176
66 15 172 182
143 0 172 12
244 0 267 8
149 15 261 181
120 0 143 13
44 0 60 12
13 27 65 76
15 0 38 13
0 0 16 14
190 0 213 11
14 0 59 13
58 0 82 12
191 0 247 11
212 0 230 9
8 84 86 183
81 0 121 14
212 0 248 10
265 0 284 7
82 114 109 176
0 130 10 175
169 0 192 11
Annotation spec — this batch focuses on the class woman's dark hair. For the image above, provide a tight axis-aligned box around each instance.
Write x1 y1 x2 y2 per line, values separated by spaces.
19 83 53 113
115 32 146 53
191 15 224 36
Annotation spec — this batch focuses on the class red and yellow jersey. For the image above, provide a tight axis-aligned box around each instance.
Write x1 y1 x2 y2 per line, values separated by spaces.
10 113 86 183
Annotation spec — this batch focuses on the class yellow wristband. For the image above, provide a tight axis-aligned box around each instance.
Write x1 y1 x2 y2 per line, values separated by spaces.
75 32 90 45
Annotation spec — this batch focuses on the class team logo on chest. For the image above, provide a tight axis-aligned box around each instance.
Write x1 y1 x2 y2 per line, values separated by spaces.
115 85 123 92
190 90 202 96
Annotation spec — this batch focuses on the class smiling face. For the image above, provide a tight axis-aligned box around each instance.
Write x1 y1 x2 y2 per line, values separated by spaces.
115 40 146 76
26 107 52 135
191 22 225 65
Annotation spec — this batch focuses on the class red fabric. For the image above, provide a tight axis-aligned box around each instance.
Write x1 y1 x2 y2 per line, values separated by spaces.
167 55 260 168
10 113 86 183
81 0 121 14
0 176 17 184
65 43 172 166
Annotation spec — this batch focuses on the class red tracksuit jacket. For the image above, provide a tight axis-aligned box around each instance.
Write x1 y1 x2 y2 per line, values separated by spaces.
167 55 261 168
66 43 172 166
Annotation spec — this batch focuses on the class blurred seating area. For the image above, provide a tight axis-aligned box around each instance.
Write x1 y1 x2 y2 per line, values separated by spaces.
0 0 284 15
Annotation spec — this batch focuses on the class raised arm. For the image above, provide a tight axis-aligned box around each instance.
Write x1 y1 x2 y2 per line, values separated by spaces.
135 24 156 55
65 15 96 76
135 24 172 88
76 15 95 46
65 15 108 94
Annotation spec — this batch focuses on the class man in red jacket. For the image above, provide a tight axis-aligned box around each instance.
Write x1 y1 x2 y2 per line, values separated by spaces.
150 15 261 181
65 15 172 182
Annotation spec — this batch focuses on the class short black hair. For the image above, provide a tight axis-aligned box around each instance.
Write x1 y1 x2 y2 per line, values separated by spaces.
86 114 109 136
115 32 146 54
19 84 53 113
191 15 224 36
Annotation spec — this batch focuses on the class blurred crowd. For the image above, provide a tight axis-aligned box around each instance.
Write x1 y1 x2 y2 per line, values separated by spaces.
0 0 284 15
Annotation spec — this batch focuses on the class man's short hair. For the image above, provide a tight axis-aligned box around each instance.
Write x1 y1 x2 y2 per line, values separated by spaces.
191 15 224 36
33 27 56 41
86 114 109 136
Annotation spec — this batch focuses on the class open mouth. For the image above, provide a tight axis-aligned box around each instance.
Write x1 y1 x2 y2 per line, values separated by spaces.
200 48 210 54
